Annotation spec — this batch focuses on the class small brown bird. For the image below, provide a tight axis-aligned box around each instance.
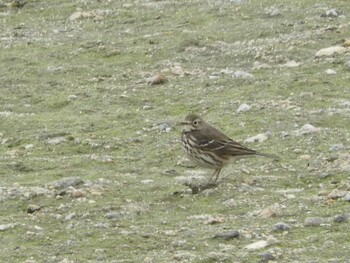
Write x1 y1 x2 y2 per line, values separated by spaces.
181 114 277 184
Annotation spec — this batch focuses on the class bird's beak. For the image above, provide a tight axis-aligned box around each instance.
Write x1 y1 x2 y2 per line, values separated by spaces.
181 121 190 125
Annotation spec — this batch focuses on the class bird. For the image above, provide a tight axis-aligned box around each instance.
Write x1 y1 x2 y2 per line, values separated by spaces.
181 114 278 184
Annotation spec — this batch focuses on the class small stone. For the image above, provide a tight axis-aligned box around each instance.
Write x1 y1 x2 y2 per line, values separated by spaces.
171 251 195 261
47 177 83 189
233 70 254 78
258 206 277 218
24 144 34 150
272 222 290 232
171 65 185 76
343 194 350 202
299 154 311 160
145 74 167 85
329 143 346 151
159 123 171 132
244 133 268 143
46 136 66 145
281 60 300 68
327 189 347 199
64 213 76 221
334 214 348 223
237 103 252 113
315 46 346 57
320 9 340 18
345 60 350 70
0 223 17 231
209 75 219 80
68 95 78 101
325 69 337 75
71 189 86 198
141 179 154 184
213 230 240 240
304 217 323 226
27 204 41 214
142 105 153 110
105 212 123 220
260 252 276 262
245 236 277 251
295 124 320 135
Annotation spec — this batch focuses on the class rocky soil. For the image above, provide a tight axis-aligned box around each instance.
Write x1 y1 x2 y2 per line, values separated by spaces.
1 0 350 262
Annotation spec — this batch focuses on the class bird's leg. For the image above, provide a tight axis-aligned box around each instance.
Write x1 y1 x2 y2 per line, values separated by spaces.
208 169 221 184
212 168 221 184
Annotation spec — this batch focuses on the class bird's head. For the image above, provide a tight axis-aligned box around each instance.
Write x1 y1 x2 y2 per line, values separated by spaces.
181 114 205 132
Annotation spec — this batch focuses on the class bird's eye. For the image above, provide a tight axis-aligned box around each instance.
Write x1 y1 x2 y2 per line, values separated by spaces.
193 120 199 125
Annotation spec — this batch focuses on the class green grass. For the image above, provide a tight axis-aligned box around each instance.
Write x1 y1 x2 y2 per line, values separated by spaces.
1 0 350 262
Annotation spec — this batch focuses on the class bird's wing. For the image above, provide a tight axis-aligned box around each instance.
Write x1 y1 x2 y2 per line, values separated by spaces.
195 128 257 157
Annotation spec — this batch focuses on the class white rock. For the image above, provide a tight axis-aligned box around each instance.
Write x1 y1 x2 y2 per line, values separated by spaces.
281 60 300 68
237 103 252 113
345 60 350 69
325 69 337 75
0 223 17 231
46 137 66 145
24 144 34 150
233 70 254 78
245 236 277 251
295 124 320 136
315 46 346 57
244 133 268 143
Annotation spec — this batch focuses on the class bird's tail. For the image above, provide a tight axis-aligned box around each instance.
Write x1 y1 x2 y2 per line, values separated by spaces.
256 152 280 161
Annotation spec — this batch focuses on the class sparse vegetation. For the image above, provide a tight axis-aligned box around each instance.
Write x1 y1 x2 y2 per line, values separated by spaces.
1 0 350 262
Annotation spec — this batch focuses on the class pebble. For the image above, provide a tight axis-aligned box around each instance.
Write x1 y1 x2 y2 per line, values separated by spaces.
315 46 346 57
244 133 268 143
159 123 171 132
71 189 86 198
46 136 66 145
343 194 350 202
318 173 332 179
24 144 34 150
142 105 153 110
295 124 320 135
171 251 195 261
105 211 123 220
320 9 340 18
47 177 83 189
304 217 323 226
327 189 347 199
329 143 346 151
27 204 41 214
213 230 240 240
333 214 348 223
206 252 230 261
258 206 277 218
260 252 276 262
64 213 76 221
145 74 167 85
325 69 337 75
232 70 254 78
68 95 78 101
299 154 311 160
237 103 252 113
209 75 219 80
244 236 278 251
0 223 17 231
281 60 300 68
171 65 185 76
345 60 350 70
272 222 290 232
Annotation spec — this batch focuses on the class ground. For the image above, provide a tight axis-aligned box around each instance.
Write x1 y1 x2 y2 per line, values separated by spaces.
0 0 350 262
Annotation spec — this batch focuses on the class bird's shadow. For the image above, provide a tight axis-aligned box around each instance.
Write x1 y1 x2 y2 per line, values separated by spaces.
183 182 218 195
